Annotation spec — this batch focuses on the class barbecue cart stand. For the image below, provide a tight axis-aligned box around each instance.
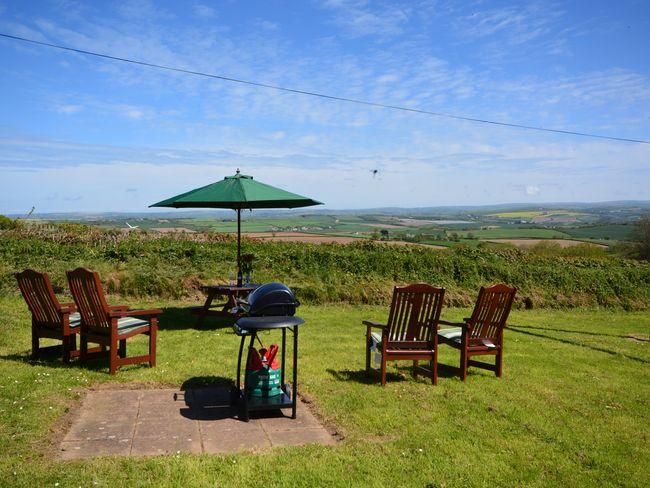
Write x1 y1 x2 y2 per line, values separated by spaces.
232 316 304 421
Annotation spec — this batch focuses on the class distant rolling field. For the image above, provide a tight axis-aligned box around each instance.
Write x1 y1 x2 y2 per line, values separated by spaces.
483 238 607 249
564 224 636 241
456 228 570 239
488 210 586 219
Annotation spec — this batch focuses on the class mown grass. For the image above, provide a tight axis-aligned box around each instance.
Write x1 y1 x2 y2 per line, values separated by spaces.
0 296 648 487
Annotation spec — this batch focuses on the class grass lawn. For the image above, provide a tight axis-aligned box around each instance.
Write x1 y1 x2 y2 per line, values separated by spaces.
1 296 648 487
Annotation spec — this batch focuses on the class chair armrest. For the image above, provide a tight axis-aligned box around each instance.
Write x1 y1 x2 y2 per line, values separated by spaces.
109 308 162 318
109 305 130 311
59 303 77 313
438 319 468 328
362 320 387 329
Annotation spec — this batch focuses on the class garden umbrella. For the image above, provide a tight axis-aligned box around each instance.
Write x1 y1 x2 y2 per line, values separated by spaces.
150 169 323 284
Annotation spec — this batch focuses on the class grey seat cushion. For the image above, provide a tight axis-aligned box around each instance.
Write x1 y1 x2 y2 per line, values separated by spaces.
69 312 81 328
370 331 382 346
117 316 149 333
437 328 496 349
438 327 462 343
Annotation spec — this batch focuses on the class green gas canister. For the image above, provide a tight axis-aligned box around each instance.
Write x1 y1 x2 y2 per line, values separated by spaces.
245 344 282 398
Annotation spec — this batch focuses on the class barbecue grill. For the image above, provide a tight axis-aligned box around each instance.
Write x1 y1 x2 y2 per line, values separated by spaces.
232 282 305 421
244 282 300 317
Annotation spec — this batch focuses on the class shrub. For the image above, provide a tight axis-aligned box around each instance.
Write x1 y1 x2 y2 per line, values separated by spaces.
0 215 19 230
1 226 648 309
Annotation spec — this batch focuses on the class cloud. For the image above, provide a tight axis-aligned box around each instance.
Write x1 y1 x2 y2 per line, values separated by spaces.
1 133 648 213
124 107 144 119
193 4 217 19
255 19 278 31
525 185 540 196
55 104 84 114
319 0 411 37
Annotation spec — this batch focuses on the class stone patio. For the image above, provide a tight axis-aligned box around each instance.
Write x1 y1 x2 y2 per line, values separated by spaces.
59 387 336 459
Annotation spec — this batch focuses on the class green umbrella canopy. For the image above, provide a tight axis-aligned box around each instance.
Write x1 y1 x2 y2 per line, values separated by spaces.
149 170 323 285
149 170 323 210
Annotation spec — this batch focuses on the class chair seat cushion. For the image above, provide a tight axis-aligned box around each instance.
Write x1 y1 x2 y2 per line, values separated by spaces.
69 312 81 328
438 327 462 342
117 316 149 333
370 331 382 346
437 328 497 349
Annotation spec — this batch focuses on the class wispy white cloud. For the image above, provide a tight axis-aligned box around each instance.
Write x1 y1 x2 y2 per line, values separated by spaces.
254 19 278 31
457 3 562 43
525 185 540 196
1 1 648 212
319 0 411 37
55 104 84 114
1 133 648 212
193 4 217 19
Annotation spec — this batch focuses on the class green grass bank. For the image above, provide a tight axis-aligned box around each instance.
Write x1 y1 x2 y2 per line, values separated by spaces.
1 228 649 309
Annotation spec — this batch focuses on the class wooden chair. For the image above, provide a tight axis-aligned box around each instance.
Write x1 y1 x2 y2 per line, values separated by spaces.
66 268 161 375
15 269 81 362
364 284 445 386
438 284 516 380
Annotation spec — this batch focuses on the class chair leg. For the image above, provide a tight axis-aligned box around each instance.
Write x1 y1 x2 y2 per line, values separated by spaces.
460 349 468 381
148 323 157 368
118 339 127 358
31 332 39 360
431 356 437 386
80 334 88 364
63 336 72 363
380 354 387 386
109 339 118 375
413 360 418 378
496 350 503 378
365 339 371 375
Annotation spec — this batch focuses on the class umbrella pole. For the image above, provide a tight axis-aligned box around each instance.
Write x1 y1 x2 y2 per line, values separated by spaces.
237 207 242 286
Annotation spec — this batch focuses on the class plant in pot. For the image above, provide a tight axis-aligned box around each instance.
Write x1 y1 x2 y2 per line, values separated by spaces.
241 253 255 285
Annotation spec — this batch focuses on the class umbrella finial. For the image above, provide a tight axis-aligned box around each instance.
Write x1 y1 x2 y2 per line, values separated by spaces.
236 168 240 174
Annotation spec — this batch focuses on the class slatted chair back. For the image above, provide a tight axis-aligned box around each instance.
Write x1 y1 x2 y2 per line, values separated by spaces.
468 284 516 341
66 268 111 332
15 269 63 327
386 283 445 342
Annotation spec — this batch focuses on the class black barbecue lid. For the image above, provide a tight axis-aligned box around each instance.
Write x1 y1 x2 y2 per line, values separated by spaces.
248 282 298 303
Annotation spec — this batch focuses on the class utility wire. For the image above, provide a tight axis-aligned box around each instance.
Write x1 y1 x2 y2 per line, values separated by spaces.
1 32 648 145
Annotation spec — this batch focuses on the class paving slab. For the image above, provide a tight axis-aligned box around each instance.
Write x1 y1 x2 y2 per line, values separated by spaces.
58 386 336 459
59 438 132 460
201 428 271 453
266 427 338 447
131 435 202 456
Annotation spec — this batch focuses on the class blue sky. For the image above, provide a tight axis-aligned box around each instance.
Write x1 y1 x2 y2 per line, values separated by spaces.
0 0 649 213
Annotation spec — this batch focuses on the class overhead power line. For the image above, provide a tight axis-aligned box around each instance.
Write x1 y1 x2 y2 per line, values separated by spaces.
1 32 648 145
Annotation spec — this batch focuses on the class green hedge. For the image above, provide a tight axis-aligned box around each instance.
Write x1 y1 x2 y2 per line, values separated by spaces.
1 228 648 309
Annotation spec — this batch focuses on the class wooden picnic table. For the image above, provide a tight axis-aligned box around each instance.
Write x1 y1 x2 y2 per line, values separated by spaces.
191 284 259 327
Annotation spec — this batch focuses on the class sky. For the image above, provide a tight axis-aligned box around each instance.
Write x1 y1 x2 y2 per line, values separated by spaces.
0 0 649 213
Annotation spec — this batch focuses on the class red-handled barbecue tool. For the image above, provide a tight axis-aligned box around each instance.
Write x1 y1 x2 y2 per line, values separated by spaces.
246 347 264 370
266 344 279 370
